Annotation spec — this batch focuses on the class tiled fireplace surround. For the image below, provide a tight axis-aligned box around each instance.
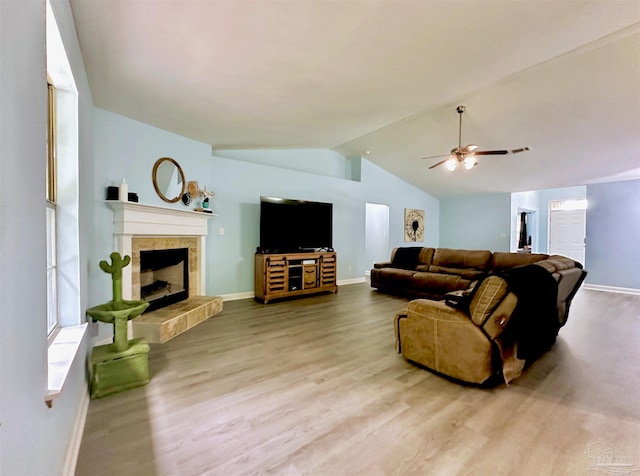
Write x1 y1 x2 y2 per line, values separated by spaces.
108 201 222 343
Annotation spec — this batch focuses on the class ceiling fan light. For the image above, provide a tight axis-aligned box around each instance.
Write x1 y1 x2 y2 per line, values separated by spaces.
463 156 476 170
445 158 457 172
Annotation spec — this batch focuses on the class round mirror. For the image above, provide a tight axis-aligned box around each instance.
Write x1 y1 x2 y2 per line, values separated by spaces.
152 157 186 203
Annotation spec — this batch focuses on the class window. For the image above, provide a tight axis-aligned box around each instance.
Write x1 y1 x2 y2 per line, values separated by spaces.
46 81 59 336
550 199 588 211
45 0 87 407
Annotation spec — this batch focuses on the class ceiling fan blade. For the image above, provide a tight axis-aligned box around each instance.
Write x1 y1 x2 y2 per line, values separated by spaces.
421 153 448 160
473 147 530 156
428 158 449 169
473 150 510 156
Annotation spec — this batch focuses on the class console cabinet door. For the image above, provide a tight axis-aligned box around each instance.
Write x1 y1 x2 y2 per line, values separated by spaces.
303 264 318 289
320 254 337 287
266 257 287 293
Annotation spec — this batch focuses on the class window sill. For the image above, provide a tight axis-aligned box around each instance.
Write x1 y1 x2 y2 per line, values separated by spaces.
46 323 88 408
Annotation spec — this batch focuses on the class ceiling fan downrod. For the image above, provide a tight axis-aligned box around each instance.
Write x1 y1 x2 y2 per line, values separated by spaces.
456 105 465 150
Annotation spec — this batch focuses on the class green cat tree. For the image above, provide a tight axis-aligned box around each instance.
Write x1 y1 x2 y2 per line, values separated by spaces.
86 252 151 399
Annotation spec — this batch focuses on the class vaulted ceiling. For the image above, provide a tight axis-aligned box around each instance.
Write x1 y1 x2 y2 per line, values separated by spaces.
70 1 640 198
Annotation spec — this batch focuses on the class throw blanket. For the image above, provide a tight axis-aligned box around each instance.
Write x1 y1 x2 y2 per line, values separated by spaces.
392 247 423 270
499 264 559 361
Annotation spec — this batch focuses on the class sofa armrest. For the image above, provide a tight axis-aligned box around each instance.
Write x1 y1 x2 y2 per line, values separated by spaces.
481 293 518 340
373 261 393 269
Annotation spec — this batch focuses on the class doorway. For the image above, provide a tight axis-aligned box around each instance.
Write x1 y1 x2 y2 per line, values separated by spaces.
365 203 389 275
548 199 587 265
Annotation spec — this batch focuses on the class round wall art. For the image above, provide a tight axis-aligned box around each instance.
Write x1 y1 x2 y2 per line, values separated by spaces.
404 208 425 242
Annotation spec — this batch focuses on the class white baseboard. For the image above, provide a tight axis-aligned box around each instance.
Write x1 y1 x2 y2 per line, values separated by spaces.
221 291 255 301
63 388 90 476
582 284 640 296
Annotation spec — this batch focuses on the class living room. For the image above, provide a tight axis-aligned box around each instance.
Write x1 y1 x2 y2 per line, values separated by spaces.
1 1 639 475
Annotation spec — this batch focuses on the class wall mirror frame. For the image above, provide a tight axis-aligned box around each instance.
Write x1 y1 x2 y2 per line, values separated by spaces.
152 157 186 203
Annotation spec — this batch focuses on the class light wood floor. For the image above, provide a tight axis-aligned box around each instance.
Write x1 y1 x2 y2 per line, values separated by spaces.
76 284 640 476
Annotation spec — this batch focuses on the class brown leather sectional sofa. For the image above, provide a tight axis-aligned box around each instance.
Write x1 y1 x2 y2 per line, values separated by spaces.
371 246 556 300
372 247 587 384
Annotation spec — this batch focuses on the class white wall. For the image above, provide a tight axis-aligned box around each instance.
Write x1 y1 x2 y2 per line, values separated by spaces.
0 1 93 474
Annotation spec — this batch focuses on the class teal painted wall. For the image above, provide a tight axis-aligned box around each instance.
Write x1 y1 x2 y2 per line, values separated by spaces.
91 108 439 306
0 1 93 474
439 194 512 251
212 148 355 180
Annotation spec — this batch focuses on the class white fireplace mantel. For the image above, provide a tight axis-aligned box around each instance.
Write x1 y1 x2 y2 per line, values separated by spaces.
107 201 213 299
108 201 214 236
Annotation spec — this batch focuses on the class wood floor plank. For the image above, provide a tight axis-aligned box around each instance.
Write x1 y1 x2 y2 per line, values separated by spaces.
76 285 640 475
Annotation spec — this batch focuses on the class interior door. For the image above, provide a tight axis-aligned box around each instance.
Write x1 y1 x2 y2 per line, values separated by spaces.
365 203 389 274
549 208 586 264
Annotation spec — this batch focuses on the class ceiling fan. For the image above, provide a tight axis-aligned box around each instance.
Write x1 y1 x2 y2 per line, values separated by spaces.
423 105 530 171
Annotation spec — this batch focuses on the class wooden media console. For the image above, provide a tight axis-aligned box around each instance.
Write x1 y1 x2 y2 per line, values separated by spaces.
254 251 337 303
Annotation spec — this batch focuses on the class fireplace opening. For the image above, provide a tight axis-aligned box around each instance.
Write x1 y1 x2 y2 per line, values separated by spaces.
140 248 189 312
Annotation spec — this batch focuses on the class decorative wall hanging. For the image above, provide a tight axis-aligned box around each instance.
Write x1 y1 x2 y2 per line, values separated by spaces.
404 208 425 242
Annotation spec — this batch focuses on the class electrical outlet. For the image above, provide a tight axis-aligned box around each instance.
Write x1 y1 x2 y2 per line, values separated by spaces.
219 227 224 236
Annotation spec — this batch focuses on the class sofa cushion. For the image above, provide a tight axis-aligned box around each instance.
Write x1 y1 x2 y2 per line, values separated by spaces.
371 268 415 287
391 247 423 270
469 276 509 326
417 248 436 267
373 261 392 269
431 248 492 271
428 265 487 281
411 272 472 294
491 252 549 272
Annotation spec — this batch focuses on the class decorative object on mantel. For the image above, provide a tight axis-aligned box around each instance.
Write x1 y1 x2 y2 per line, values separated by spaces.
152 157 186 203
106 186 119 200
119 178 128 201
106 183 139 202
86 252 151 399
182 180 216 212
187 180 199 198
200 186 215 206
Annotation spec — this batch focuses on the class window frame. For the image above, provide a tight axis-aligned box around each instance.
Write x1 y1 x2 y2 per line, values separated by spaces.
47 80 59 340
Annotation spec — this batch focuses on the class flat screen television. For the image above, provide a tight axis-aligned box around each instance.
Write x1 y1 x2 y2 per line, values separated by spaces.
259 196 333 253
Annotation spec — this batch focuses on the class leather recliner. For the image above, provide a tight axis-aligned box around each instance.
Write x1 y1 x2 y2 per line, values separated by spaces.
394 257 586 384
